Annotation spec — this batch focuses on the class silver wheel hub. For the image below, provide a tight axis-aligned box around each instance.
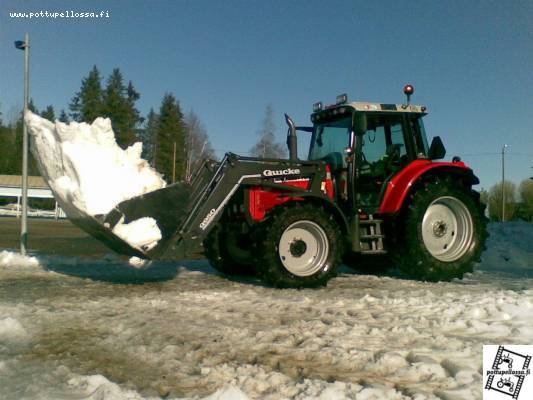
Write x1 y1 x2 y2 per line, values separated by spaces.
278 220 329 277
432 220 447 237
422 196 474 262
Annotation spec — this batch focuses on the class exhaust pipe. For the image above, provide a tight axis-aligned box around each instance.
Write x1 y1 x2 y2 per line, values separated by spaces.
284 113 297 161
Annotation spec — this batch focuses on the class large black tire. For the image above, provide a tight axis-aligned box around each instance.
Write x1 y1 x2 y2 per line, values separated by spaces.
204 225 255 276
394 179 487 281
256 204 343 288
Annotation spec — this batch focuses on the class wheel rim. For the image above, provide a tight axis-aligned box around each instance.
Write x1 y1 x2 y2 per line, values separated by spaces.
421 196 474 262
278 220 329 277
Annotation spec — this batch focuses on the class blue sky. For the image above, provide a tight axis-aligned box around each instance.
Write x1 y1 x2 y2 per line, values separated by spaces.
1 0 532 191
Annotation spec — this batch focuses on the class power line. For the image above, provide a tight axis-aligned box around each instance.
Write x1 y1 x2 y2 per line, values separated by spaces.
460 152 533 157
460 152 499 156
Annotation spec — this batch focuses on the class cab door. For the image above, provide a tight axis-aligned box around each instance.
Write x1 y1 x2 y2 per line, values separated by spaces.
354 113 413 210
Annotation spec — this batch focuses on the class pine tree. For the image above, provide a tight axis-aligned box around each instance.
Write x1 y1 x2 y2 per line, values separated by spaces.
184 110 215 181
8 117 40 176
0 125 12 173
58 109 69 123
141 109 159 165
69 65 103 122
102 69 141 148
40 105 55 121
28 99 38 114
155 94 186 183
249 104 287 159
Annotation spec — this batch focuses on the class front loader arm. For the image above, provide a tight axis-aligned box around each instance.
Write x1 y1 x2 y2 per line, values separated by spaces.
162 154 327 259
81 153 326 260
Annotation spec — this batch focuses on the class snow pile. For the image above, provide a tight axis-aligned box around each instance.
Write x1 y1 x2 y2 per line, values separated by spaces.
24 111 166 250
0 250 40 269
479 222 533 275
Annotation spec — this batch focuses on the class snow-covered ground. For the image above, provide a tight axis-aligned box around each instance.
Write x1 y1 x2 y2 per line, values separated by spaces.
0 222 532 400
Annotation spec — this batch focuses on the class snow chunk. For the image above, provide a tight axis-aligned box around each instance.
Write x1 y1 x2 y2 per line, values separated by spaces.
24 111 167 250
128 256 151 268
25 111 166 217
112 217 162 251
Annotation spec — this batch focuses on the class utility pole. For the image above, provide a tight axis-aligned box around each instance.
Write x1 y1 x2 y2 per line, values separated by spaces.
14 33 30 255
501 144 508 222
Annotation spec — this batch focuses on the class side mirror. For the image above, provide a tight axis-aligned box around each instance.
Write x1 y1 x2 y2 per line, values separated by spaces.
353 113 367 135
428 136 446 160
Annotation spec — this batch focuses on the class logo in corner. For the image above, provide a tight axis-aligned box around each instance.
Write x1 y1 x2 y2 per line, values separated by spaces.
484 345 532 399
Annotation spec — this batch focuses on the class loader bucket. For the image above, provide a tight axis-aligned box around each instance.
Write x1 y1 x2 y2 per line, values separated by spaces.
68 159 220 260
70 182 193 259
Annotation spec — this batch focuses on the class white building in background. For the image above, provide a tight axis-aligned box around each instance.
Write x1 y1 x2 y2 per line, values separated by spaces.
0 175 65 219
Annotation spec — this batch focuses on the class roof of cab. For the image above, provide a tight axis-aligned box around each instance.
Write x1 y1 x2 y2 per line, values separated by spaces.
348 102 427 113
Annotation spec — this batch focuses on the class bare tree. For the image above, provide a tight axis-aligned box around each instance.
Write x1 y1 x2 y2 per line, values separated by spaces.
518 179 533 221
488 181 517 221
184 110 215 182
479 188 489 218
249 104 287 159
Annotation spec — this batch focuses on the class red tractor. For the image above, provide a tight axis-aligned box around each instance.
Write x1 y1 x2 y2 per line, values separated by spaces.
76 86 487 288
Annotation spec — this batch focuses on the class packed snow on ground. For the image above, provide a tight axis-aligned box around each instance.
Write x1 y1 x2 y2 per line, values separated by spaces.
0 222 532 400
24 111 166 250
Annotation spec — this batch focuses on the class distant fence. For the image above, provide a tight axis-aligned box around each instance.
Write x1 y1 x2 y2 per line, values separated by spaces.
0 174 66 219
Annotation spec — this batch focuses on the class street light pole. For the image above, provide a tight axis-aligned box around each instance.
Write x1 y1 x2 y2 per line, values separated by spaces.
501 144 508 222
15 33 30 255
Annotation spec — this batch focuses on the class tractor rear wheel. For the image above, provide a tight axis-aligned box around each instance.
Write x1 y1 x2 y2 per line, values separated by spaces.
395 179 487 281
256 204 342 288
204 225 255 276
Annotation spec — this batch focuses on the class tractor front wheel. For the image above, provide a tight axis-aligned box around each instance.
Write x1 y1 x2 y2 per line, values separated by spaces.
257 204 342 288
204 225 255 276
396 179 487 281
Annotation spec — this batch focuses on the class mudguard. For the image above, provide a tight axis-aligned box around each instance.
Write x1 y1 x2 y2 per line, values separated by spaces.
379 159 478 214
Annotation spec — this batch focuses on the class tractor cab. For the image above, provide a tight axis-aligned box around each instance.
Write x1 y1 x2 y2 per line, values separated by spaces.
308 87 434 212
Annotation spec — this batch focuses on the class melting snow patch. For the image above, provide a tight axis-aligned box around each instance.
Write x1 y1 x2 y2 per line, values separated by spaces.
68 375 250 400
203 385 249 400
0 317 29 343
68 374 145 399
0 250 40 270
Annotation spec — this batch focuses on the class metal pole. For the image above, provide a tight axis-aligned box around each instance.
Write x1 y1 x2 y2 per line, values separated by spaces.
21 33 30 255
501 144 507 222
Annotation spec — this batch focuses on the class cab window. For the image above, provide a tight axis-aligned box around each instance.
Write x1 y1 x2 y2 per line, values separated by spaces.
309 116 351 169
360 115 407 167
410 116 429 157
